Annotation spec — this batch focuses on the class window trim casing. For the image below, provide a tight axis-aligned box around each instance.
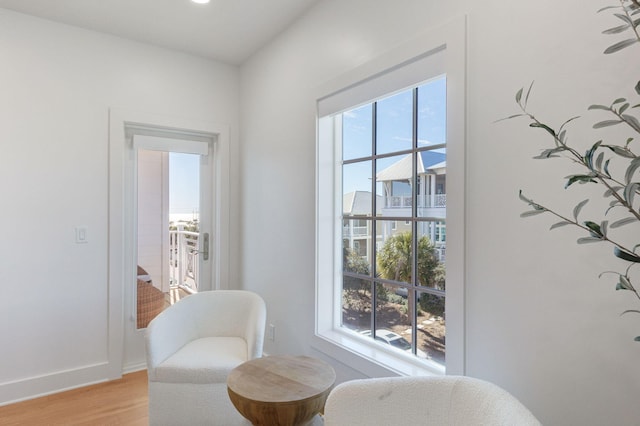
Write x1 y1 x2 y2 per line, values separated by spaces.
314 16 466 377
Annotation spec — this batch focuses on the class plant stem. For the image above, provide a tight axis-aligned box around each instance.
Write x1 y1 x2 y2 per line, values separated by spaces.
520 106 640 222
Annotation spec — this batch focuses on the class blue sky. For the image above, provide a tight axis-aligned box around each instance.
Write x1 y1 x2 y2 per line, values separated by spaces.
167 76 447 214
342 76 447 195
169 152 200 216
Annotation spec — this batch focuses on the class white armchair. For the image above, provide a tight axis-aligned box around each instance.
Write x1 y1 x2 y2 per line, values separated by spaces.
323 375 541 426
145 290 266 426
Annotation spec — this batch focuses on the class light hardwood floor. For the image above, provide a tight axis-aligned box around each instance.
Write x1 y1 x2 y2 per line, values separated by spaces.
0 370 148 425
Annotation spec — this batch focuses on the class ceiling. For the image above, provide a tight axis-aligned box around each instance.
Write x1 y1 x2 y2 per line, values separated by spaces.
0 0 322 65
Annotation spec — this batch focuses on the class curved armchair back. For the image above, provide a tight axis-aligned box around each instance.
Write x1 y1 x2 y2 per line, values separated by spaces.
145 290 266 379
323 375 541 426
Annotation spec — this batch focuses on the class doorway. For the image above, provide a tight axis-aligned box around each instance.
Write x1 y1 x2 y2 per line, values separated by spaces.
135 147 206 328
108 108 231 377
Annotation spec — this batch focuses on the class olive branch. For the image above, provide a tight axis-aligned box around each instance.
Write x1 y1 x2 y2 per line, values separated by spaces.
500 0 640 340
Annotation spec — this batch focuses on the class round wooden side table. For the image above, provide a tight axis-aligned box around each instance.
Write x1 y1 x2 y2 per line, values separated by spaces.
227 355 336 426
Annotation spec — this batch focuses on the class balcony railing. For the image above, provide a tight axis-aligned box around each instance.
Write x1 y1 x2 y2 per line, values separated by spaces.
343 225 369 237
170 226 199 293
385 194 446 209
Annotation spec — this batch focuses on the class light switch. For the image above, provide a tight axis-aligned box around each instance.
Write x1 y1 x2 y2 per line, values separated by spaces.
75 226 88 243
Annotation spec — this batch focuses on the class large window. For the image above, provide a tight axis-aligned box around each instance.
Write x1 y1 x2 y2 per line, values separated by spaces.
341 78 447 365
315 17 465 376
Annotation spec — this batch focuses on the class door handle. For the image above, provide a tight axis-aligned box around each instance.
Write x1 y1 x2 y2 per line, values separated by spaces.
201 233 209 261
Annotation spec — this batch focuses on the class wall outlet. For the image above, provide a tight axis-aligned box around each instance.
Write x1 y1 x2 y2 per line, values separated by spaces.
268 324 275 341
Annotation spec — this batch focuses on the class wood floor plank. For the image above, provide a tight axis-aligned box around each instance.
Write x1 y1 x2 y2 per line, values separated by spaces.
0 370 148 425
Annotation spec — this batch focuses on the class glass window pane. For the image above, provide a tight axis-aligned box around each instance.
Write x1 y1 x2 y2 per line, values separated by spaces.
343 104 372 161
374 284 413 354
416 291 445 365
343 221 372 273
416 221 445 289
376 154 412 215
417 76 446 147
417 149 446 219
342 277 372 332
343 160 372 216
375 221 412 285
376 90 413 155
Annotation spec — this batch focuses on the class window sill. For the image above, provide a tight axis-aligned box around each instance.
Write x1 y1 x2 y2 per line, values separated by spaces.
312 328 445 378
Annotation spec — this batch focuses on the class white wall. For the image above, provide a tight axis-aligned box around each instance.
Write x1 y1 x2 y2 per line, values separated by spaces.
0 8 240 403
240 0 640 424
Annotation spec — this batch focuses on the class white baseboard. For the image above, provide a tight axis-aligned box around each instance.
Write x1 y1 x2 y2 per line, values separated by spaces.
0 362 113 406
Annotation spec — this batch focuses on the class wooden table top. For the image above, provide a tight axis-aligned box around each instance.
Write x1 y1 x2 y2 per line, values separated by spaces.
227 355 336 404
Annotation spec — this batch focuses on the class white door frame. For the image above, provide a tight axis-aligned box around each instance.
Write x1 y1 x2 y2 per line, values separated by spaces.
108 108 230 378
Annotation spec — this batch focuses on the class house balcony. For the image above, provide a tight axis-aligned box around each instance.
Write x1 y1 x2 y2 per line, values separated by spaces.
384 194 446 209
343 226 369 237
381 194 446 220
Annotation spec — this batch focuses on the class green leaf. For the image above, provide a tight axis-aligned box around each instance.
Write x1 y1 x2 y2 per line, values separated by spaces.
515 87 523 104
635 336 640 342
573 199 589 221
495 114 526 122
598 5 621 12
623 182 640 206
636 80 640 96
603 23 631 34
617 275 633 291
529 122 556 137
604 159 612 177
588 104 611 111
565 175 597 188
520 210 546 217
559 116 580 131
614 13 634 26
603 145 636 158
620 103 631 114
603 186 623 197
558 129 566 142
620 310 640 316
613 98 627 105
622 114 640 132
550 221 572 230
610 217 637 228
524 81 535 108
614 246 640 263
593 120 624 128
616 281 632 291
604 38 638 53
625 158 640 184
595 151 605 171
584 141 602 170
534 147 565 159
518 190 531 203
577 237 603 244
583 220 603 238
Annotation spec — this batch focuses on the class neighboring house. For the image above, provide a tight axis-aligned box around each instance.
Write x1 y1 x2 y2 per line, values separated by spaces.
342 191 382 263
376 151 447 261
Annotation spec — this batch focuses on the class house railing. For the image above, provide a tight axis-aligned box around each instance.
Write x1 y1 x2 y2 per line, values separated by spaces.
343 225 369 237
385 194 446 209
170 226 199 293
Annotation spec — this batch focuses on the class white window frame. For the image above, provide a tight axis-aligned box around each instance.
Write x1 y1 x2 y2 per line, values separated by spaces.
314 16 466 377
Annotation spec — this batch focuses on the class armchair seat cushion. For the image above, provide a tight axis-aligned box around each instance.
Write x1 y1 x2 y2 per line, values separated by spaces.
154 336 247 384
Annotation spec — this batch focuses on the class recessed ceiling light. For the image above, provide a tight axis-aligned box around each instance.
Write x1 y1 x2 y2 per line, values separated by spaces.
191 0 210 4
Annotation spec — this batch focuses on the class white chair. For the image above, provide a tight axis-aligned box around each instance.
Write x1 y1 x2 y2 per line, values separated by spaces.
145 290 266 426
323 375 541 426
